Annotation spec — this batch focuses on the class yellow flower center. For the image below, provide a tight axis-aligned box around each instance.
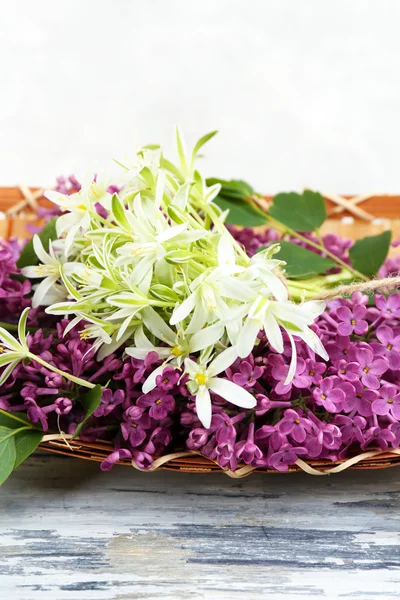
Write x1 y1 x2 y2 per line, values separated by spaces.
294 418 300 424
0 346 3 354
351 319 356 325
195 373 207 386
155 399 162 405
321 394 326 400
387 343 393 350
131 423 138 428
388 398 394 404
171 345 183 357
309 369 315 376
363 367 369 373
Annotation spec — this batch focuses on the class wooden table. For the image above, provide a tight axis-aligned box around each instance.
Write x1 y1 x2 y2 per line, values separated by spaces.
1 453 400 599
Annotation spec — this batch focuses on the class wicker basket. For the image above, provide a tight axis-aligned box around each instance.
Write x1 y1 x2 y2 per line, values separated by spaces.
2 186 400 475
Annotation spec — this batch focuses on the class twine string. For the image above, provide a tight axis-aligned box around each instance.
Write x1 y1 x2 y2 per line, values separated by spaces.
313 275 400 300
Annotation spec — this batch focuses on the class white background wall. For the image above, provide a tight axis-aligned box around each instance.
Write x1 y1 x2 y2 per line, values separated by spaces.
1 0 400 194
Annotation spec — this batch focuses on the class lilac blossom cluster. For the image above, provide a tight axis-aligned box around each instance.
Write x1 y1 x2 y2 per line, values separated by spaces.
2 230 400 473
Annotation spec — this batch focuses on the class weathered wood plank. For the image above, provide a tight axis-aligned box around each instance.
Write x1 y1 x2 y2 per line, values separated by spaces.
0 454 400 599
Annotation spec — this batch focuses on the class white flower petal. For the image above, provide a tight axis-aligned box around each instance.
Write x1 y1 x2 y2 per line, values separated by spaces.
195 387 212 429
259 269 288 303
284 334 297 385
209 346 238 376
142 364 166 394
263 310 284 353
33 235 53 265
236 318 261 358
218 231 236 269
32 275 59 308
142 307 176 345
208 377 256 409
189 323 224 354
170 291 197 326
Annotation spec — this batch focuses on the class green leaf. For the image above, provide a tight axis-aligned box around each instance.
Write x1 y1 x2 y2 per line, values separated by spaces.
0 410 33 429
191 131 218 167
72 384 103 440
349 231 392 277
111 193 130 230
176 127 188 177
206 178 254 200
0 427 17 486
269 190 326 232
14 429 43 468
273 241 335 278
18 307 30 349
17 217 58 269
214 196 267 227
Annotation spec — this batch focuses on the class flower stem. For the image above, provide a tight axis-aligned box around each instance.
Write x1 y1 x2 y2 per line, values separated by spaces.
27 353 96 389
0 322 18 331
260 212 369 282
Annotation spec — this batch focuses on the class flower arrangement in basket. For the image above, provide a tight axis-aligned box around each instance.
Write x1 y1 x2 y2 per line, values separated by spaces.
1 129 400 484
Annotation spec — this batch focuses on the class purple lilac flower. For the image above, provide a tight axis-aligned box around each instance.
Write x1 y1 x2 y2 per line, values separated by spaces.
94 389 124 417
313 377 345 412
375 293 400 319
355 348 388 389
137 389 175 420
370 325 400 369
336 305 368 336
212 412 244 444
155 366 180 391
277 409 311 443
232 360 263 389
304 359 326 384
271 356 312 395
101 449 132 471
335 415 366 443
326 335 352 362
362 426 396 451
372 385 400 419
342 380 377 417
234 423 262 464
120 406 151 447
335 359 359 382
268 444 308 472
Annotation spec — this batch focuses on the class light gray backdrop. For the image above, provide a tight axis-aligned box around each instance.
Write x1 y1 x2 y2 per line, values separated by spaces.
1 0 399 194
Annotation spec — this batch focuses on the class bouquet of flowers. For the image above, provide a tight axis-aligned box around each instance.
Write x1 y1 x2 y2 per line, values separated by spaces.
1 130 400 484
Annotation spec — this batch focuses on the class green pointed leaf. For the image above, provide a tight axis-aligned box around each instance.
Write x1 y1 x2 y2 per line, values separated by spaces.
269 190 326 232
213 196 267 227
349 231 392 277
272 241 335 278
14 429 43 468
0 410 33 429
0 427 17 486
17 217 58 269
18 307 30 349
191 131 218 167
206 178 254 200
111 193 130 230
72 384 103 440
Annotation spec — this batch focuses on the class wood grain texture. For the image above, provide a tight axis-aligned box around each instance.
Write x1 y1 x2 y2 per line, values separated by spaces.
1 454 400 599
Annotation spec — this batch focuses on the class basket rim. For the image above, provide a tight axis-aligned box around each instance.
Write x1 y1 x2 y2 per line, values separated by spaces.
38 439 400 475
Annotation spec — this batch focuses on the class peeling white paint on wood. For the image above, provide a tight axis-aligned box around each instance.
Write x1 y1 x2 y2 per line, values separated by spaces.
1 454 400 599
